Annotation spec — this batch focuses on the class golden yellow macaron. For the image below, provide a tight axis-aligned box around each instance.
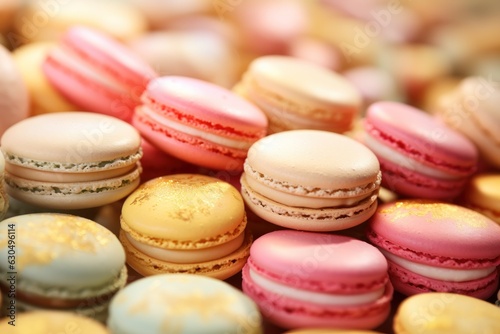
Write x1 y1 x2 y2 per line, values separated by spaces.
0 310 109 333
463 173 500 225
120 174 252 280
393 292 500 333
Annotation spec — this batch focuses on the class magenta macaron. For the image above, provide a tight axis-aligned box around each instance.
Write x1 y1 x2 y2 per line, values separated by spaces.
43 25 158 122
242 230 393 330
367 199 500 300
133 76 268 171
363 101 478 200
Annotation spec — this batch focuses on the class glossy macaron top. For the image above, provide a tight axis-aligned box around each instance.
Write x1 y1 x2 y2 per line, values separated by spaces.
0 213 125 288
245 130 380 193
464 173 500 214
249 230 388 293
365 101 478 175
121 174 246 249
0 310 110 334
141 76 268 140
393 292 500 334
108 274 262 334
243 55 361 113
1 112 142 168
368 200 500 266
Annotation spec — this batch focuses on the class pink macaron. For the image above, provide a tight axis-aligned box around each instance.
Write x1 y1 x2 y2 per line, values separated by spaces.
363 101 478 200
367 199 500 300
133 76 268 171
43 26 158 122
242 230 393 330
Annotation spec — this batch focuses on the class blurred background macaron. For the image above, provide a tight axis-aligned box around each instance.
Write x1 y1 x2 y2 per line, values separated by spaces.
0 154 7 220
108 274 263 334
0 213 127 320
120 174 252 280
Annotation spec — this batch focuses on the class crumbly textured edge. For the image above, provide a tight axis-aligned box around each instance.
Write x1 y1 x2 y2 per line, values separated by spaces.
121 214 247 250
244 163 382 198
2 149 142 173
120 229 252 279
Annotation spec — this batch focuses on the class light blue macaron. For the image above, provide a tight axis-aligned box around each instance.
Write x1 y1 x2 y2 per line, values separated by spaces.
108 274 263 334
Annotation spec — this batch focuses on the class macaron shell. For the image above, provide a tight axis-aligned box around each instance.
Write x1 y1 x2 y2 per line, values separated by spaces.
107 274 262 334
285 330 384 334
393 293 500 334
0 310 110 334
367 200 500 265
1 112 141 165
365 101 477 174
121 174 246 249
464 174 500 223
141 76 268 138
0 153 6 220
245 130 380 191
119 229 252 280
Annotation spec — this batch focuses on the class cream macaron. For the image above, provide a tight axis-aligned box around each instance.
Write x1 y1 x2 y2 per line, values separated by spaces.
234 55 362 134
1 112 142 210
0 153 7 220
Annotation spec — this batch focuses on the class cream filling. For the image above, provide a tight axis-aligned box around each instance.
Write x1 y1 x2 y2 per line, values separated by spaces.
364 132 461 180
140 106 252 150
244 173 373 208
126 232 244 264
249 268 385 306
381 250 496 282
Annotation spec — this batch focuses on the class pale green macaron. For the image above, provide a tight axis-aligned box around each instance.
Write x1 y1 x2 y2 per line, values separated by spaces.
0 213 127 321
108 274 263 334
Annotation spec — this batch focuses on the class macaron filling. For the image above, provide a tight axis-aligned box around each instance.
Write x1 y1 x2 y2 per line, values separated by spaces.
364 132 464 180
248 267 385 306
125 231 245 264
380 250 497 282
137 105 253 150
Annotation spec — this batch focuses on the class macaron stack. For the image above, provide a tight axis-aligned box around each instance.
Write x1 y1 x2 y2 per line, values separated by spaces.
1 1 500 333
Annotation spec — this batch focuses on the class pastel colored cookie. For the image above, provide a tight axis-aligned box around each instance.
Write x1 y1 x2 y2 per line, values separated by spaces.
367 200 500 299
0 153 7 220
363 101 478 200
133 76 268 171
462 173 500 224
120 174 252 279
12 42 78 115
437 76 500 168
242 230 393 330
43 26 158 122
1 112 142 210
0 213 127 320
108 274 263 334
0 44 29 136
0 310 110 333
241 130 381 231
235 55 361 133
393 293 500 334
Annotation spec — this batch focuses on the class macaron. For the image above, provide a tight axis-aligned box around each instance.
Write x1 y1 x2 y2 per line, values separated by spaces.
0 213 127 320
462 173 500 224
0 153 7 220
108 274 263 334
119 174 252 279
1 112 142 210
133 76 268 171
366 200 500 299
393 292 500 334
0 44 29 137
285 330 384 334
12 42 78 115
363 101 478 200
242 230 393 330
0 310 110 333
241 130 381 231
437 76 500 168
235 55 361 133
43 26 158 122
